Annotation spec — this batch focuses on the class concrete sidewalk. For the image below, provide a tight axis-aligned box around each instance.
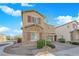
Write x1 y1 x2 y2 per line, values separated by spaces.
0 41 14 56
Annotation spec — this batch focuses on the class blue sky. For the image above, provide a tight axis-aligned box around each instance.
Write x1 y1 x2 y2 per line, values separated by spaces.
0 3 79 36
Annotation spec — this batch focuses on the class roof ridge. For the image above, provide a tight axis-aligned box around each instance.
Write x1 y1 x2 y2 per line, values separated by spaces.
56 20 78 28
22 10 45 18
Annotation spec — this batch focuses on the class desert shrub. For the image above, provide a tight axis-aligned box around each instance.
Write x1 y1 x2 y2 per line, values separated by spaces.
46 40 51 45
46 40 55 48
47 43 55 48
17 37 22 43
37 39 55 49
59 38 65 43
37 39 45 49
70 42 79 45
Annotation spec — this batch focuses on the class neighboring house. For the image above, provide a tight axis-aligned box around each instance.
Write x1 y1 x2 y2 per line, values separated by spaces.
0 35 7 42
55 21 79 42
7 35 22 42
21 10 79 43
21 10 56 43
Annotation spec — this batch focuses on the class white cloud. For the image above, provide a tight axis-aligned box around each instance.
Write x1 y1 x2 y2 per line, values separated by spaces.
56 15 73 24
0 26 10 33
13 29 22 34
0 5 21 16
21 3 34 7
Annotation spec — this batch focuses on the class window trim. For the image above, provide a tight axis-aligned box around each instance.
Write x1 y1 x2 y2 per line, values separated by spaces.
31 32 39 41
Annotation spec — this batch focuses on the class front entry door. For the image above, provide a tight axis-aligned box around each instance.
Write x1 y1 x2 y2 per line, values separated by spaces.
54 35 57 41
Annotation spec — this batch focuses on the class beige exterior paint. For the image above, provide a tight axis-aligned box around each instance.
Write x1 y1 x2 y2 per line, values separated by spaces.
56 21 79 41
71 30 79 42
22 11 44 27
22 10 79 43
21 10 55 43
0 35 7 42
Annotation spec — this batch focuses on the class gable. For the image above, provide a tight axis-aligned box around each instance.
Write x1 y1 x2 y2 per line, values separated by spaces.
22 10 44 19
56 21 78 28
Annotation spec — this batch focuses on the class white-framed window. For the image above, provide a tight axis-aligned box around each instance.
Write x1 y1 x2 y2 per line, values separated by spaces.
32 17 40 24
31 32 39 41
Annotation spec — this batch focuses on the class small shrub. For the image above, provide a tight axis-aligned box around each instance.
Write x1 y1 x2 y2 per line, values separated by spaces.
37 39 45 49
37 39 55 49
59 38 65 43
46 40 55 49
70 42 79 45
46 40 51 45
46 43 55 48
17 38 22 43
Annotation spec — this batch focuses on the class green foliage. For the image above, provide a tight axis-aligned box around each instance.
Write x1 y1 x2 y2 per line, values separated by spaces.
46 40 55 48
37 39 45 49
47 43 55 48
46 40 51 45
70 42 79 45
77 30 79 32
37 39 55 49
59 38 65 43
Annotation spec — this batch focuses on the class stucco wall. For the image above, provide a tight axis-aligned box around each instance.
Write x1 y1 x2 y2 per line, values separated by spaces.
22 11 55 42
22 12 44 27
0 35 7 42
55 21 78 41
22 11 55 33
71 31 79 42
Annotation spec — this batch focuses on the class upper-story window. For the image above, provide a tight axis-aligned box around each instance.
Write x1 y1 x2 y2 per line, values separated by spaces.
28 15 40 24
32 17 36 24
73 24 77 29
27 16 32 23
32 17 40 24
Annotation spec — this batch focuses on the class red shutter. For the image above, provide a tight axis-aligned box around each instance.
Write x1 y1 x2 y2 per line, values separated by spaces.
28 16 31 23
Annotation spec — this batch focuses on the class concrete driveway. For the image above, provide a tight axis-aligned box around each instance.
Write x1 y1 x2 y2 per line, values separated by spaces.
54 47 79 56
0 41 14 56
52 42 79 56
53 42 78 52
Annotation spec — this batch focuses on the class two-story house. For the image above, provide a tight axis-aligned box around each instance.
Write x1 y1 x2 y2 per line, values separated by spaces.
56 21 79 42
21 10 79 43
21 10 56 43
